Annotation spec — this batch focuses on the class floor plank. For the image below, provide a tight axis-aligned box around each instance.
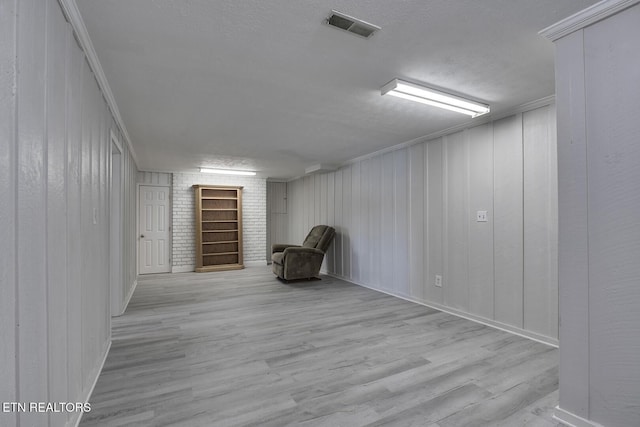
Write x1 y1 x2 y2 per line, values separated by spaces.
81 267 562 426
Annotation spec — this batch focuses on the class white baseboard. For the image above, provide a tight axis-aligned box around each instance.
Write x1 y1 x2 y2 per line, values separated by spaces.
245 260 268 267
172 262 265 272
326 272 559 348
172 265 195 273
115 279 137 316
71 339 112 427
554 406 604 427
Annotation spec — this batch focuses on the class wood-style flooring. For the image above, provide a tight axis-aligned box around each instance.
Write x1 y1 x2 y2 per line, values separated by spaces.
81 267 562 427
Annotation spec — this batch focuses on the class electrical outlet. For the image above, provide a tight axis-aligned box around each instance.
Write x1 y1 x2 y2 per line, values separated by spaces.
476 210 488 222
435 275 442 287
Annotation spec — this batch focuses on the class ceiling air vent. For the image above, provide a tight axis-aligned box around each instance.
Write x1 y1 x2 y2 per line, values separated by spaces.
325 11 380 39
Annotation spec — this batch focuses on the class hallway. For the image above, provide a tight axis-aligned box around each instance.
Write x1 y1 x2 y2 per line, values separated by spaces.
82 267 560 426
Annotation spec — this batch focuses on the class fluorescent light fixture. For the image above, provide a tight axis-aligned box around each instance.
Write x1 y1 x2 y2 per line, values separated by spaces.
199 168 256 176
381 79 490 118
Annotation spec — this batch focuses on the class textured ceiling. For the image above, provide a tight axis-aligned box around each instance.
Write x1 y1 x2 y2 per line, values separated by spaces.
76 0 598 179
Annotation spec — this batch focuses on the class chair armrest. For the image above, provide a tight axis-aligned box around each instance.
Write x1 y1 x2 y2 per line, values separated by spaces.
283 246 324 256
272 243 300 254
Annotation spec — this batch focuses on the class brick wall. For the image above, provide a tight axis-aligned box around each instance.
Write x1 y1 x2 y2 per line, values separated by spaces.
172 173 267 272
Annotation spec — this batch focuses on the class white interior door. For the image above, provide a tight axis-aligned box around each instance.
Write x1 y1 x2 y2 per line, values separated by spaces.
139 185 171 274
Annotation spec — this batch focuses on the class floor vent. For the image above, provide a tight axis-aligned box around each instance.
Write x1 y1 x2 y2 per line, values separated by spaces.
325 11 380 39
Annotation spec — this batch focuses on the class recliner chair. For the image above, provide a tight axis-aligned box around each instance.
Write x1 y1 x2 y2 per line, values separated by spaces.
271 225 335 281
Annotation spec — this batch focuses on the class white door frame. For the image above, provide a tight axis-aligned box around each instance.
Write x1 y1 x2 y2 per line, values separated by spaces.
110 130 124 316
137 183 172 274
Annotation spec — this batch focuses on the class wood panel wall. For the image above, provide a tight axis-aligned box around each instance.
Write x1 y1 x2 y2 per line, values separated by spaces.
286 105 558 343
0 1 138 426
114 141 139 315
552 3 640 426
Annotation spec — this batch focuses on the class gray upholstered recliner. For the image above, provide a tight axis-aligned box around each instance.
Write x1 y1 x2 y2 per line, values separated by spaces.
271 225 336 281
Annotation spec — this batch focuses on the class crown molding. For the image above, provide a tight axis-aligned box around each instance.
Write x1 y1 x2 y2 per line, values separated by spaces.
539 0 640 41
58 0 138 166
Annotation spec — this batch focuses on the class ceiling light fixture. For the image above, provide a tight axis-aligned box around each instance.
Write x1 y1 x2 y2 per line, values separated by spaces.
381 79 490 118
199 168 256 176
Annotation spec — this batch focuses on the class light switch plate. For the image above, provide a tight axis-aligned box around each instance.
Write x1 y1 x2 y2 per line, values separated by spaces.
476 210 488 222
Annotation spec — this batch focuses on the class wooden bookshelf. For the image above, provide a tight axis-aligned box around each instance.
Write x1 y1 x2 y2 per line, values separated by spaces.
193 185 244 272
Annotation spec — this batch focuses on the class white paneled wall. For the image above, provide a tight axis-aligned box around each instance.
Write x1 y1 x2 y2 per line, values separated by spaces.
267 182 289 260
523 106 558 338
0 1 138 426
115 140 139 316
493 115 524 328
0 1 18 424
550 3 640 426
287 105 558 343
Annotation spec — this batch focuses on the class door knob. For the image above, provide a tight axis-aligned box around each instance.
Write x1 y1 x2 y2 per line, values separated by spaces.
140 234 145 238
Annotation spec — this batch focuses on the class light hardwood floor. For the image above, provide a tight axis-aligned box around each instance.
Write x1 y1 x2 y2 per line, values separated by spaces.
81 267 562 427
